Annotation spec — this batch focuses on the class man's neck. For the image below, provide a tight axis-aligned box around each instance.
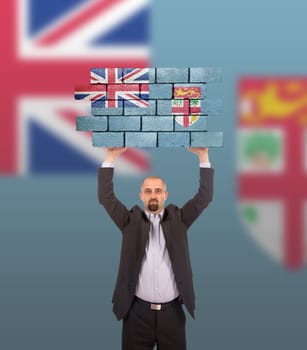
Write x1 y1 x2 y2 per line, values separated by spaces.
145 209 164 217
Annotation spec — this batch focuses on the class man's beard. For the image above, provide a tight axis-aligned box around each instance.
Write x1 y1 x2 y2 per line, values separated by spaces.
148 200 158 212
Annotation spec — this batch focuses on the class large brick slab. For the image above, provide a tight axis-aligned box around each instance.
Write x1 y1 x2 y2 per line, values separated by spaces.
75 67 223 148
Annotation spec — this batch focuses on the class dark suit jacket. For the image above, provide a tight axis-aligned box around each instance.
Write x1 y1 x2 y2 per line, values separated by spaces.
98 167 214 320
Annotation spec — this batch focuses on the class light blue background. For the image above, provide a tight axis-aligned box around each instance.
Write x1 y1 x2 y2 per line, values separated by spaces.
1 1 307 349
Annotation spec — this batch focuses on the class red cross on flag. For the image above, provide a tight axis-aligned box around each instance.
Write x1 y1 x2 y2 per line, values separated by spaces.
172 86 201 128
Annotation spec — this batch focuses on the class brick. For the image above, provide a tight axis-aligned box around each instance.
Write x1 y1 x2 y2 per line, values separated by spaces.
149 68 156 83
74 84 107 100
190 132 223 147
92 106 123 116
122 68 150 83
92 132 124 147
92 99 107 109
157 99 209 116
107 83 140 100
124 100 156 115
140 83 149 101
172 99 190 116
76 116 107 131
90 68 123 83
143 84 172 99
205 115 222 131
189 67 222 83
173 84 206 99
125 132 157 147
109 116 140 131
174 116 207 131
156 68 189 83
157 100 172 115
201 99 223 115
142 116 174 131
158 132 190 147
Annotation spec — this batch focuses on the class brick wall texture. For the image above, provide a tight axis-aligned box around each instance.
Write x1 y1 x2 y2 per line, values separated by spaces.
75 67 223 147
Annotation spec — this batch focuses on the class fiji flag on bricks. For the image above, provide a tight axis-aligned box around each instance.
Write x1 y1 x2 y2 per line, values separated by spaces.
0 0 150 175
75 67 224 148
172 85 203 128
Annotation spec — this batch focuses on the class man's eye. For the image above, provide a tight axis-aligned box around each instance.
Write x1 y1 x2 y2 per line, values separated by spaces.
145 190 151 194
155 189 162 193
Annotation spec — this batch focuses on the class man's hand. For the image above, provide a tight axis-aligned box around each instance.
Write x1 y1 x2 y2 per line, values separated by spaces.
188 147 209 163
104 147 127 164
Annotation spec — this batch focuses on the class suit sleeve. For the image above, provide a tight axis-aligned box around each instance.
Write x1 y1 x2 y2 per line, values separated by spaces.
98 167 130 231
180 167 214 228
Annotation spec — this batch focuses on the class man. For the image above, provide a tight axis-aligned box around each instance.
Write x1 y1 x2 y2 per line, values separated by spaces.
98 147 214 350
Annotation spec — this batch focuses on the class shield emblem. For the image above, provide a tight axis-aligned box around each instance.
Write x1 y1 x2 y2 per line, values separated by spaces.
238 77 307 269
172 86 201 127
175 114 200 127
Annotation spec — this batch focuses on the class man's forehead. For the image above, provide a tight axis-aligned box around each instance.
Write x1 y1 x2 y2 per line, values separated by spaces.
142 178 165 188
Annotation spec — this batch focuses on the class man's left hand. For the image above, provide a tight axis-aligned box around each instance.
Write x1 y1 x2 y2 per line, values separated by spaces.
188 147 209 163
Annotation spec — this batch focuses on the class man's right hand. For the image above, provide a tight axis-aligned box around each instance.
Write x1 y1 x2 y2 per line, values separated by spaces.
104 147 127 164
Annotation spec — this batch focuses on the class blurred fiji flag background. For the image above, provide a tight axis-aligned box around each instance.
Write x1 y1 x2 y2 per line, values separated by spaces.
0 0 151 175
238 78 307 269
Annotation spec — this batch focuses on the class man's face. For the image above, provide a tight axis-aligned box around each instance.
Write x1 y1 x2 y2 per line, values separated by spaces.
139 177 168 214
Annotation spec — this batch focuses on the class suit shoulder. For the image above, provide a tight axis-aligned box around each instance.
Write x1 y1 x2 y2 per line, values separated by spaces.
129 205 145 218
166 203 178 210
165 203 181 214
130 205 142 213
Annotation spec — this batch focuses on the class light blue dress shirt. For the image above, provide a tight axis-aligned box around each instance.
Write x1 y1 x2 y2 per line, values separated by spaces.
135 210 180 303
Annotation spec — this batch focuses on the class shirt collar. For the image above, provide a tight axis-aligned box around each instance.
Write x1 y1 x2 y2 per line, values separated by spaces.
145 209 164 220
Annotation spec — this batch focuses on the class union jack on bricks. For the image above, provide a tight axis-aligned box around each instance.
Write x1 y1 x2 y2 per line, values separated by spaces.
89 68 150 107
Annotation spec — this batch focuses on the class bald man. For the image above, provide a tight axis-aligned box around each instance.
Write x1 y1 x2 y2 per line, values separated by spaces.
98 147 214 350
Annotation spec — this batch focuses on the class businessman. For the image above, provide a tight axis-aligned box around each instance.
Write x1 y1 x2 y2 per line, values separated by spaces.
98 147 214 350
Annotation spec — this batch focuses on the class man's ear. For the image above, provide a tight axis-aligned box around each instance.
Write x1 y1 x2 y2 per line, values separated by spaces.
164 192 169 201
139 192 143 202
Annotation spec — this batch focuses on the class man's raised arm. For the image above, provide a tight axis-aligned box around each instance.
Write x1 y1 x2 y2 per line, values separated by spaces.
181 147 214 228
98 147 130 231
